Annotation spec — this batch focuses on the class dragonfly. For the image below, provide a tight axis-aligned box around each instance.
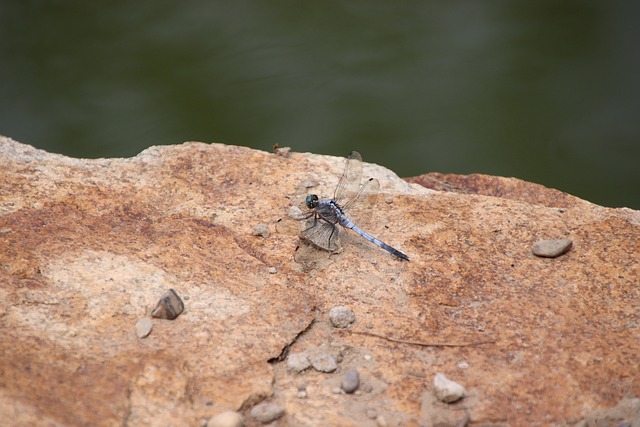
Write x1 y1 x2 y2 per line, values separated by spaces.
301 151 409 261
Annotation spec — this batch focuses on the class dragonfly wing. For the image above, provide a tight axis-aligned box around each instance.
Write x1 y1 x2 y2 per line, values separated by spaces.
342 177 380 240
342 177 380 211
301 218 341 252
333 151 363 206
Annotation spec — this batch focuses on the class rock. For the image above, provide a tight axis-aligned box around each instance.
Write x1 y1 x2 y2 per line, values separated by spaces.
340 369 360 394
310 354 337 373
532 239 573 258
151 288 185 320
1 137 638 426
207 411 243 427
286 352 311 372
433 373 466 403
328 306 356 328
249 402 285 423
135 317 153 338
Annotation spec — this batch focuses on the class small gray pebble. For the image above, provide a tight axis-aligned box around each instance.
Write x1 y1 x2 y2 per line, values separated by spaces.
532 239 573 258
341 369 360 394
252 223 271 238
286 352 311 372
268 266 277 274
135 317 153 339
433 373 466 403
250 402 285 424
151 289 184 320
207 411 243 427
310 354 337 373
329 306 356 328
457 361 469 370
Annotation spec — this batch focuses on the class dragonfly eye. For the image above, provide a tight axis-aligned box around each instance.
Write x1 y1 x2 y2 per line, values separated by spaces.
305 195 319 209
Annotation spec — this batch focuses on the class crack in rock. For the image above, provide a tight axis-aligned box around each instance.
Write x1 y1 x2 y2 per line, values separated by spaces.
267 314 316 364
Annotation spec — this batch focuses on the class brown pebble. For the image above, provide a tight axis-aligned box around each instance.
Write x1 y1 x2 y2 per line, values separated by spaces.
151 289 184 320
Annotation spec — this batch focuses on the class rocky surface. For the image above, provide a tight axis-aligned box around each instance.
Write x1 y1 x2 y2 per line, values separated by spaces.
0 136 638 426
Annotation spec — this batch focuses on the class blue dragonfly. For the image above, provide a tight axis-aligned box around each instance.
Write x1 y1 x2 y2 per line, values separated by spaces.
302 151 409 261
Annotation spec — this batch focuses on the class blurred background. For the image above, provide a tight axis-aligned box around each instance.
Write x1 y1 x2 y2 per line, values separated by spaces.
1 1 638 209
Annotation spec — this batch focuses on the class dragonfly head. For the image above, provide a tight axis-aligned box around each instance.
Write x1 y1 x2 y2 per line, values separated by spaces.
305 194 319 209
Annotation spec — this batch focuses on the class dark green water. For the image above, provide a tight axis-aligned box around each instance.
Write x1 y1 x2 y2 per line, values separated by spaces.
1 1 639 208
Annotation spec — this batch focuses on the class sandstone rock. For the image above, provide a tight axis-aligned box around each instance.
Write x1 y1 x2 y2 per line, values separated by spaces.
1 136 638 426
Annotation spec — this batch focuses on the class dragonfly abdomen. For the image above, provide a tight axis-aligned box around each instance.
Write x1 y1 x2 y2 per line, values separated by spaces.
350 224 410 261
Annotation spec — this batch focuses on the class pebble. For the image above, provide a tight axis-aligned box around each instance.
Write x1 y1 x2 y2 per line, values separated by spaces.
268 266 277 274
250 402 285 423
532 239 573 258
252 223 271 238
329 306 356 328
433 373 466 403
135 317 153 338
207 411 243 427
310 353 337 373
286 352 311 372
151 289 184 320
457 361 469 370
340 369 360 394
